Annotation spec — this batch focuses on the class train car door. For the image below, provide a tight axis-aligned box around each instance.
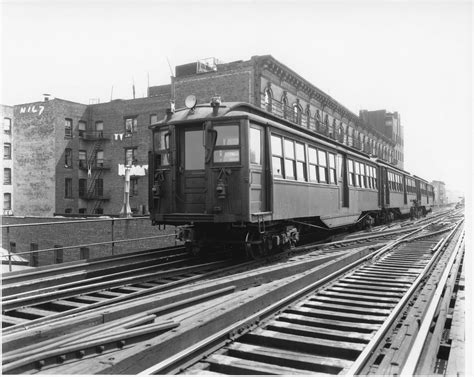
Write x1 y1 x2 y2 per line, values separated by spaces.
249 125 267 213
337 154 349 208
176 127 206 213
385 169 390 206
415 180 421 203
403 175 408 205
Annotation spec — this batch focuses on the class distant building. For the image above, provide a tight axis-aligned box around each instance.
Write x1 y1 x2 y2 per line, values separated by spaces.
359 110 404 169
431 180 446 206
1 104 14 216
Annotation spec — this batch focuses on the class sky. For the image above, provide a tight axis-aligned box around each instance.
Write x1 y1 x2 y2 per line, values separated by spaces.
0 0 472 195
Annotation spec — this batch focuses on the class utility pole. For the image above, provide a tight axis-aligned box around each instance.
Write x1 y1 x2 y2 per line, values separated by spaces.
120 164 132 217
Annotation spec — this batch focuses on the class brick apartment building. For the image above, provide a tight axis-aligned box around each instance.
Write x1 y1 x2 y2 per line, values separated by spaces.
11 87 170 216
3 55 404 217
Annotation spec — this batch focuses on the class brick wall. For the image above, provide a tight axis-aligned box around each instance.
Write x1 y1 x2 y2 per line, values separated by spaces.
173 62 254 108
2 216 177 266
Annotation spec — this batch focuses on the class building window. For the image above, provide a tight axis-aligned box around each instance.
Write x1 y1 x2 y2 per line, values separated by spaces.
281 96 289 119
78 121 86 137
64 208 72 214
305 106 311 128
150 114 158 125
264 88 273 112
65 148 73 168
4 143 11 159
78 208 87 214
79 178 87 197
130 178 139 196
4 193 11 210
95 178 104 197
4 117 11 133
65 178 73 198
329 119 336 138
4 168 11 184
293 103 302 125
54 246 64 264
125 148 137 166
124 117 138 134
65 118 73 138
271 135 283 177
95 208 104 215
96 150 104 167
79 150 86 169
95 121 104 137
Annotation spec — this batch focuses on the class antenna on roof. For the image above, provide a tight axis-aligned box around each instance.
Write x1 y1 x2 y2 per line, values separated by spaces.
110 85 114 101
166 57 176 104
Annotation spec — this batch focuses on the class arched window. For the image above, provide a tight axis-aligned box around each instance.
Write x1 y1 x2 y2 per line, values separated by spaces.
293 103 302 125
329 118 336 139
282 95 288 119
315 110 321 131
347 127 353 146
305 106 311 128
338 123 345 143
264 87 273 112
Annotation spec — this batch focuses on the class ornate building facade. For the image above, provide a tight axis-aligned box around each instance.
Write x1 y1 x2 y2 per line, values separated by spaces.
171 55 403 169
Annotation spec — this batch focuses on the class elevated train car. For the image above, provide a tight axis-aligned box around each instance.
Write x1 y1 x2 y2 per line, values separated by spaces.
149 97 433 256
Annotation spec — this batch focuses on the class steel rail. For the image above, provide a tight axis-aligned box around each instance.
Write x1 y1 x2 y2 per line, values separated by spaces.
2 245 185 285
2 259 233 334
2 257 218 310
2 251 190 301
345 219 464 375
400 228 465 376
138 225 426 375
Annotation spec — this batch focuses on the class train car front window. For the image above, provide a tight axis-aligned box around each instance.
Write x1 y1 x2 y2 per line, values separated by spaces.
154 130 169 166
215 125 239 145
213 125 240 163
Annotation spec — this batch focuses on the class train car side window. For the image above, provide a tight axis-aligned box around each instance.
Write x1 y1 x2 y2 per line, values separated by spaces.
366 165 372 189
317 150 327 183
284 139 296 180
271 135 283 177
328 153 336 184
348 159 354 186
249 128 261 165
295 142 306 181
308 147 318 182
354 162 361 187
213 125 240 163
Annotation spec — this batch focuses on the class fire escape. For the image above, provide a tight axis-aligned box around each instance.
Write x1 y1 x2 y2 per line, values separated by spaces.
79 130 110 213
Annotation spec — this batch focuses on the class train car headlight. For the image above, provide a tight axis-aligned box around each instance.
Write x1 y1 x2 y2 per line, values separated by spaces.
216 179 227 199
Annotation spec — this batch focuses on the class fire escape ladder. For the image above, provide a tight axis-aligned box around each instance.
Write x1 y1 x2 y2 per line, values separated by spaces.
85 140 105 213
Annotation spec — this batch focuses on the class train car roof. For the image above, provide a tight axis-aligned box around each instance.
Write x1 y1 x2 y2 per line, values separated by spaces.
151 101 374 160
151 101 431 183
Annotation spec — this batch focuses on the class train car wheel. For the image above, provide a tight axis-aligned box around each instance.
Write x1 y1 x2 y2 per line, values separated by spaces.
245 232 267 259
